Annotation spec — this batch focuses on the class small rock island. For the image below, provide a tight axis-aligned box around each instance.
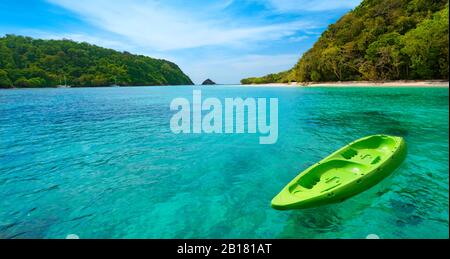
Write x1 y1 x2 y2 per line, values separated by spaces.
201 79 216 85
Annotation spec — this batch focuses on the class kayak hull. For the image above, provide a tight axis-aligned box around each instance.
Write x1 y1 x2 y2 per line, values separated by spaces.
271 135 407 210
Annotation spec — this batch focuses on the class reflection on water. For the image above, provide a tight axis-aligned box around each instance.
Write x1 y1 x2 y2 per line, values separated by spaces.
279 207 343 238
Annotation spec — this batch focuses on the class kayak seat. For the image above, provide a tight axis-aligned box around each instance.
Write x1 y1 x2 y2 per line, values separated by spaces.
343 148 390 166
352 135 395 149
291 160 367 192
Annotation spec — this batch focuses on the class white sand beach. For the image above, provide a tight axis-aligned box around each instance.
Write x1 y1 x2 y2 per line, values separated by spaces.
245 80 449 87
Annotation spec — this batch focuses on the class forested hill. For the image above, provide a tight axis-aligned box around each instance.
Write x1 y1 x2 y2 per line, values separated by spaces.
241 0 449 84
0 35 193 88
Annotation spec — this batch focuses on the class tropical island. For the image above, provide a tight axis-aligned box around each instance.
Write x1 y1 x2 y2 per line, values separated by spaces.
241 0 449 85
201 79 216 85
0 35 193 88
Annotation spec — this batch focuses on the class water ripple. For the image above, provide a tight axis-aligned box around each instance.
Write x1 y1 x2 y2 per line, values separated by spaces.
0 86 448 239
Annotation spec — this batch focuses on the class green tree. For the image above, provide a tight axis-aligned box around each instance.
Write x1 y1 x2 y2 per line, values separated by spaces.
241 0 449 84
366 32 404 79
402 6 449 79
0 69 12 88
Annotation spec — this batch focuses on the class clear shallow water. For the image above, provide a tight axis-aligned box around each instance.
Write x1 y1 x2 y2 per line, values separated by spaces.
0 86 448 239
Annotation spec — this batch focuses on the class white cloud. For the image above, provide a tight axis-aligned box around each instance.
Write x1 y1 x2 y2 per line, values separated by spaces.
287 35 309 42
40 32 131 50
35 0 359 83
267 0 362 12
213 0 235 10
0 28 134 51
46 0 316 51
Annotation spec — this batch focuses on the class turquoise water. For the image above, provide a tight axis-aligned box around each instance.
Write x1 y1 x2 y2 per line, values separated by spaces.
0 86 448 239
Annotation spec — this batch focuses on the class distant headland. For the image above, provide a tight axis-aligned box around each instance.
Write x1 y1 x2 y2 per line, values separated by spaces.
0 35 193 88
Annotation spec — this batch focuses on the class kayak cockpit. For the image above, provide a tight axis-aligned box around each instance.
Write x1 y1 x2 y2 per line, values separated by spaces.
333 135 400 167
288 160 368 195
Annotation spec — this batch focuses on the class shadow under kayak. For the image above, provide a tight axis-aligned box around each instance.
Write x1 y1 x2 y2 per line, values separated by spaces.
271 135 407 210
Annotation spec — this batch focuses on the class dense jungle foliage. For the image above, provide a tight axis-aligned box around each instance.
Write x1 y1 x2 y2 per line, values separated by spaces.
241 0 449 84
0 35 193 88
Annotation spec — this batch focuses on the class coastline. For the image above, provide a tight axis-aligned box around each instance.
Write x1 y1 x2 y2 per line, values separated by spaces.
2 80 449 89
244 80 449 88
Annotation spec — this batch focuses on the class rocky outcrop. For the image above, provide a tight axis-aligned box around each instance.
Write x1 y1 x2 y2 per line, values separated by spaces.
201 79 216 85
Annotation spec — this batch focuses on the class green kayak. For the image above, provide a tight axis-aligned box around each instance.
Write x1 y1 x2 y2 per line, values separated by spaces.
271 135 407 210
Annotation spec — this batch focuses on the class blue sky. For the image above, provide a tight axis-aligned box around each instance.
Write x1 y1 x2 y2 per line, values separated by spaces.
0 0 361 84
